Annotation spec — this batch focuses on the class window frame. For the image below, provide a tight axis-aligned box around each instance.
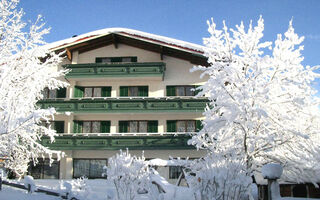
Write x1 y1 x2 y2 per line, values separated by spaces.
73 158 108 179
124 120 148 133
84 87 102 98
119 120 158 133
176 120 196 132
81 121 110 133
27 158 60 179
95 56 137 63
41 121 65 133
120 86 148 97
166 85 200 96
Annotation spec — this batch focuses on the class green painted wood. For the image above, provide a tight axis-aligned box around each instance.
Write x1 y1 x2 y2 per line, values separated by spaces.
167 120 177 132
196 120 203 131
101 87 111 97
138 86 148 97
74 86 84 98
100 121 110 133
73 121 83 133
119 86 129 97
119 121 128 133
147 121 158 133
40 135 194 150
63 62 165 78
37 97 209 113
166 86 176 96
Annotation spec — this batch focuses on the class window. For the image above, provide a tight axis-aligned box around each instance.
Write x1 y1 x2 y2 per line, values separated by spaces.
74 86 111 98
292 185 308 198
41 121 64 133
27 159 59 179
119 121 158 133
120 86 148 97
73 121 110 133
73 159 107 179
169 166 183 179
95 56 137 63
42 88 66 99
167 120 202 132
166 85 201 96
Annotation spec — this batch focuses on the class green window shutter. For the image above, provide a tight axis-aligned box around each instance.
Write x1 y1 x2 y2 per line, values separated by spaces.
100 121 110 133
95 57 102 63
74 86 84 98
138 86 148 97
131 57 137 62
54 121 64 133
56 88 67 98
73 121 83 133
101 87 111 97
196 120 203 132
119 121 128 133
119 86 129 97
166 86 176 96
194 85 202 96
147 121 158 133
167 120 177 132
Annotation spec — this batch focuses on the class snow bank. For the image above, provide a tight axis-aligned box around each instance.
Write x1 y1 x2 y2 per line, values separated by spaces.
262 163 283 179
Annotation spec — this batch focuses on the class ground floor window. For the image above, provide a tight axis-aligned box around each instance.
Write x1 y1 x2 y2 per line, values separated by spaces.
73 159 107 178
27 159 59 179
169 166 183 179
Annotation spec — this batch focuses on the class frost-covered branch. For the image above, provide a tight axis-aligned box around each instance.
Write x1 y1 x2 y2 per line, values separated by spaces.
0 0 68 176
190 16 320 184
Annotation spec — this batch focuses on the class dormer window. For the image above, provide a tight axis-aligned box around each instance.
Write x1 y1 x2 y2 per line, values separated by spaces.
95 56 137 63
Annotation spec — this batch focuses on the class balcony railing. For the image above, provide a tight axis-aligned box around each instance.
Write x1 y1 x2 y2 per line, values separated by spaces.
40 133 194 150
38 97 208 113
63 62 166 79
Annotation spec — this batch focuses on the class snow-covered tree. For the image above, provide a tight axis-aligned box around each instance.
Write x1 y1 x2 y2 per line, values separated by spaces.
189 16 320 183
107 150 162 200
0 0 68 176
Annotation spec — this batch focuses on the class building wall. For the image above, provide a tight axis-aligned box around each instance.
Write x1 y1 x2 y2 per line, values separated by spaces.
64 44 206 99
59 149 206 182
43 42 208 181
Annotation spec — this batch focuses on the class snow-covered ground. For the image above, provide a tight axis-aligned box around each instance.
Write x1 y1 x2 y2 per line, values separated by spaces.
0 179 193 200
0 185 59 200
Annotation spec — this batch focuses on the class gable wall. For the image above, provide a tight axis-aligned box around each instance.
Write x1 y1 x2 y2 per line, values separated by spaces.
68 44 206 98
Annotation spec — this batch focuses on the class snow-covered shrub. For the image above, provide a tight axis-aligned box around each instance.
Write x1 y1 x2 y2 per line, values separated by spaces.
107 149 160 200
24 175 36 193
60 177 90 200
186 154 252 200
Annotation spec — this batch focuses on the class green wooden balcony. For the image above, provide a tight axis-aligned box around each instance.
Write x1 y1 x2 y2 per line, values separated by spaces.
63 62 166 79
40 134 194 150
38 97 208 113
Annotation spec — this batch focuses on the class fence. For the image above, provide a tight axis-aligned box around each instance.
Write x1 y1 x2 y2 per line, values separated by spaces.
0 176 77 200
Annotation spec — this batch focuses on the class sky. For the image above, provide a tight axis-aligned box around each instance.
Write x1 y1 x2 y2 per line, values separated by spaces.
18 0 320 68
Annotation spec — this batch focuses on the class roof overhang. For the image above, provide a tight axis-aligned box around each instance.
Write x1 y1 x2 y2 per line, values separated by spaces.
51 31 209 66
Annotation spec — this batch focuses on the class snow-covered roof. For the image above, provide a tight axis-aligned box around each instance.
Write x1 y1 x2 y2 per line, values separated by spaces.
46 28 206 55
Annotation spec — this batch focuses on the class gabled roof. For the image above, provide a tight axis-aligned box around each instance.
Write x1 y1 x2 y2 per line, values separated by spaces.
46 28 208 66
